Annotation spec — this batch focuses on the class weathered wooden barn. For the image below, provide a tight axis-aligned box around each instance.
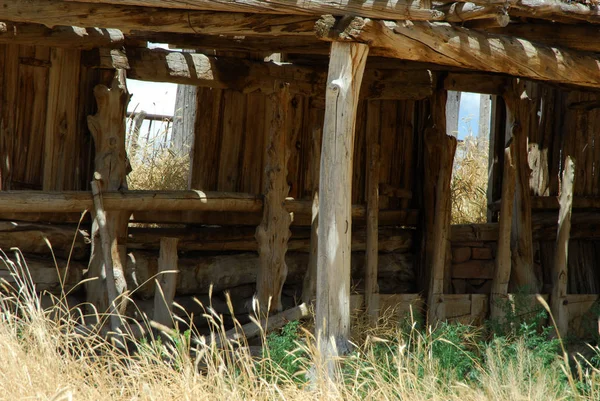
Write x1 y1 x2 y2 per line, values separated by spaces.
2 0 600 353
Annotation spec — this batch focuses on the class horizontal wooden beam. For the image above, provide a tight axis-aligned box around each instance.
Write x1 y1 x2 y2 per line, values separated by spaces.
320 18 600 89
0 0 318 36
510 0 600 24
443 72 508 95
64 0 445 21
0 22 124 49
486 23 600 53
127 47 433 99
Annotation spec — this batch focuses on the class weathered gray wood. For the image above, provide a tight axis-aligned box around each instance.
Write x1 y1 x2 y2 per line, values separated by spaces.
490 144 515 319
64 0 444 20
0 22 124 49
365 144 380 324
320 18 600 89
552 157 575 337
153 237 179 329
255 83 293 314
316 42 369 361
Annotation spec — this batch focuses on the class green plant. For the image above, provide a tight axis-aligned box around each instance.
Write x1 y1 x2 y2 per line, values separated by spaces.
261 320 308 384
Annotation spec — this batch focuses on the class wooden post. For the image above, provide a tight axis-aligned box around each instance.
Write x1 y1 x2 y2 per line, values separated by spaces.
365 144 380 324
504 80 539 292
85 71 130 314
153 237 179 329
255 82 292 314
426 90 457 327
316 41 369 359
302 105 323 304
552 156 574 337
490 143 516 319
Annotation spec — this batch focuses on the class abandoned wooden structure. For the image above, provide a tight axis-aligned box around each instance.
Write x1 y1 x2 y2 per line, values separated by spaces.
2 0 600 356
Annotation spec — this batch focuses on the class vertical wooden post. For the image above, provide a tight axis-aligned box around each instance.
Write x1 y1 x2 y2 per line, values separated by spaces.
504 80 539 292
490 143 516 319
86 71 130 315
154 237 180 329
255 82 292 314
302 105 324 304
316 42 369 359
426 90 457 327
365 143 380 324
552 156 574 337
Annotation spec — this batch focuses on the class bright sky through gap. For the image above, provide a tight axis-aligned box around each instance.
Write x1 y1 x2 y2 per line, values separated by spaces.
458 92 481 139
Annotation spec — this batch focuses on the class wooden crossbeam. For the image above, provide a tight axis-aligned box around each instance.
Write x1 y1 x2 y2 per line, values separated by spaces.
0 22 123 49
317 18 600 89
63 0 444 21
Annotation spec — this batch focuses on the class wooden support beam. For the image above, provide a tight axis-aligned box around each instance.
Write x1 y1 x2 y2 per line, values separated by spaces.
0 0 318 36
504 80 539 292
441 2 508 24
64 0 444 21
86 73 130 315
302 106 323 304
551 156 574 338
153 237 179 329
510 0 600 24
0 22 124 49
490 144 515 320
365 144 380 324
443 73 508 96
316 42 369 361
319 18 600 89
255 83 293 314
127 47 433 100
426 92 457 327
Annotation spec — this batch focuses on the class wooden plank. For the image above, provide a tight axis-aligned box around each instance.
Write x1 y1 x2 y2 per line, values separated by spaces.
153 237 179 329
490 144 516 319
320 18 600 89
217 90 246 192
365 143 380 324
255 83 292 313
239 92 266 194
551 156 574 338
316 42 369 362
0 44 19 190
43 48 82 191
64 0 444 21
0 22 123 49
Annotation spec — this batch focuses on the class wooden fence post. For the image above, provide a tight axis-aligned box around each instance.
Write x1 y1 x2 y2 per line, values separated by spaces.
552 156 574 337
154 237 179 329
316 41 369 363
490 143 516 319
255 82 292 314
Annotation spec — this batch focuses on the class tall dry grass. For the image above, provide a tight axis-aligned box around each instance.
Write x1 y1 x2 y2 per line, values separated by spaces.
1 251 599 400
451 135 489 224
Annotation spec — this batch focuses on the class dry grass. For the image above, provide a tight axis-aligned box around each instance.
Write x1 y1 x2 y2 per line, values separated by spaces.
1 251 599 400
451 135 489 224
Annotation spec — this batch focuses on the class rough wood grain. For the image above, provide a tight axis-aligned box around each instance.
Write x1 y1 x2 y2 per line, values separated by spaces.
552 156 574 338
85 73 130 316
255 83 292 314
324 18 600 89
490 144 515 319
365 144 380 324
0 22 123 49
153 237 179 329
64 0 444 21
316 42 368 361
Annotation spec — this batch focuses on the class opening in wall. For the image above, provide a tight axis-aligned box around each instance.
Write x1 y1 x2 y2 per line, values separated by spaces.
447 91 492 224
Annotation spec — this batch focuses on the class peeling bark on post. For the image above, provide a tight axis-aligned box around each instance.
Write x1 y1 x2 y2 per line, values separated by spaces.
365 144 380 324
316 42 369 361
490 143 516 320
552 156 574 337
255 82 292 314
85 71 130 314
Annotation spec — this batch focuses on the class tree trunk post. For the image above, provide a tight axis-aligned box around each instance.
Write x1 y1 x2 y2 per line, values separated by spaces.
552 156 574 338
255 82 292 314
490 143 516 320
85 70 130 316
316 41 369 364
